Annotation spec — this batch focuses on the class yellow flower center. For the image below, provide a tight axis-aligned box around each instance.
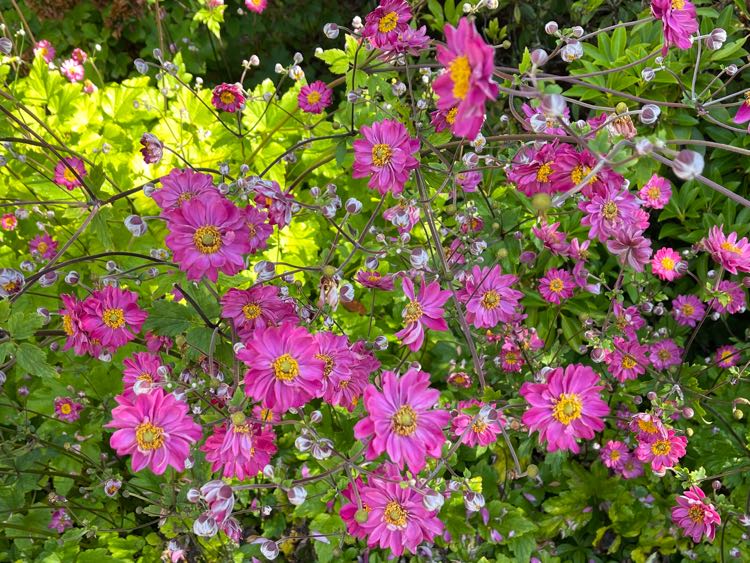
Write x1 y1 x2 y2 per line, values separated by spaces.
602 201 619 221
449 55 471 100
651 439 671 456
383 500 408 528
371 143 393 167
671 0 685 9
260 408 273 421
137 373 153 383
657 349 671 361
621 355 637 369
552 393 583 425
306 90 321 105
193 225 222 254
391 405 418 436
314 353 335 378
177 192 193 204
62 314 75 336
472 420 488 433
504 352 518 365
102 308 125 329
2 281 19 293
681 304 695 316
570 165 593 185
549 278 564 293
609 449 621 461
60 403 72 415
745 91 750 106
378 11 399 33
637 419 659 434
404 300 423 323
272 354 299 381
687 504 705 523
720 241 742 255
536 162 552 182
220 91 236 105
135 421 165 451
647 186 661 201
37 242 48 255
242 302 262 320
721 350 734 362
63 168 77 183
446 106 458 124
660 257 675 270
480 290 500 310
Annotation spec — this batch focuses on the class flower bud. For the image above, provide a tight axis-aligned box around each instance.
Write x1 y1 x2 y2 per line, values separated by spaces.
540 93 566 117
39 271 58 288
345 197 362 214
464 492 485 512
287 486 307 506
323 23 339 39
193 513 218 537
262 464 275 479
125 215 147 236
641 67 655 82
65 271 80 285
726 64 738 76
187 488 201 503
530 48 549 67
259 540 279 560
672 150 704 180
295 436 313 452
410 248 429 269
545 21 558 35
570 26 584 38
705 28 727 51
423 490 445 511
639 104 661 125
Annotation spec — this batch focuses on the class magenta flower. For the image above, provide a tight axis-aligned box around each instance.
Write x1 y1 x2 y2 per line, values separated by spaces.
619 456 645 479
352 119 420 196
243 205 273 253
606 226 653 272
238 324 324 412
298 81 333 114
635 428 687 471
34 40 56 63
354 368 450 474
220 286 296 339
458 265 522 328
434 17 498 140
60 294 95 356
431 106 458 132
145 331 172 353
30 233 58 260
211 83 245 113
629 413 667 443
499 343 524 372
107 388 202 474
638 174 672 209
339 477 368 540
532 220 569 255
1 213 17 231
164 195 251 282
520 364 609 453
48 508 73 533
54 396 83 422
711 280 746 314
152 168 218 210
71 48 87 63
549 146 609 195
201 414 277 480
54 157 87 190
703 225 750 274
579 185 641 242
60 59 84 82
732 92 750 130
327 340 379 411
379 25 430 57
651 0 698 54
394 277 451 352
538 268 575 304
244 0 267 13
600 440 629 470
672 294 706 327
606 337 649 382
508 142 563 197
81 286 147 352
455 170 482 193
451 400 505 447
651 247 683 281
650 339 683 371
715 344 740 368
359 474 444 556
362 0 412 49
671 486 721 543
313 331 356 403
122 352 164 400
355 270 395 291
612 301 645 339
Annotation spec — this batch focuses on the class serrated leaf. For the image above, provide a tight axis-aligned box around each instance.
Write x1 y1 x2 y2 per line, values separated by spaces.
15 343 57 378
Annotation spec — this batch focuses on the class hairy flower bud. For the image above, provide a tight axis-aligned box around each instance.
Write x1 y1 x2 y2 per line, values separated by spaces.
259 540 279 560
323 23 339 39
193 513 218 537
705 28 727 51
124 215 148 236
530 48 549 67
287 486 307 506
639 104 661 125
545 21 558 35
423 490 445 512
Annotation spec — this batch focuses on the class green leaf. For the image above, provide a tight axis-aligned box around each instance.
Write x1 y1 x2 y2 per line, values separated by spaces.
142 300 198 336
15 343 57 378
7 311 44 341
316 49 349 74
